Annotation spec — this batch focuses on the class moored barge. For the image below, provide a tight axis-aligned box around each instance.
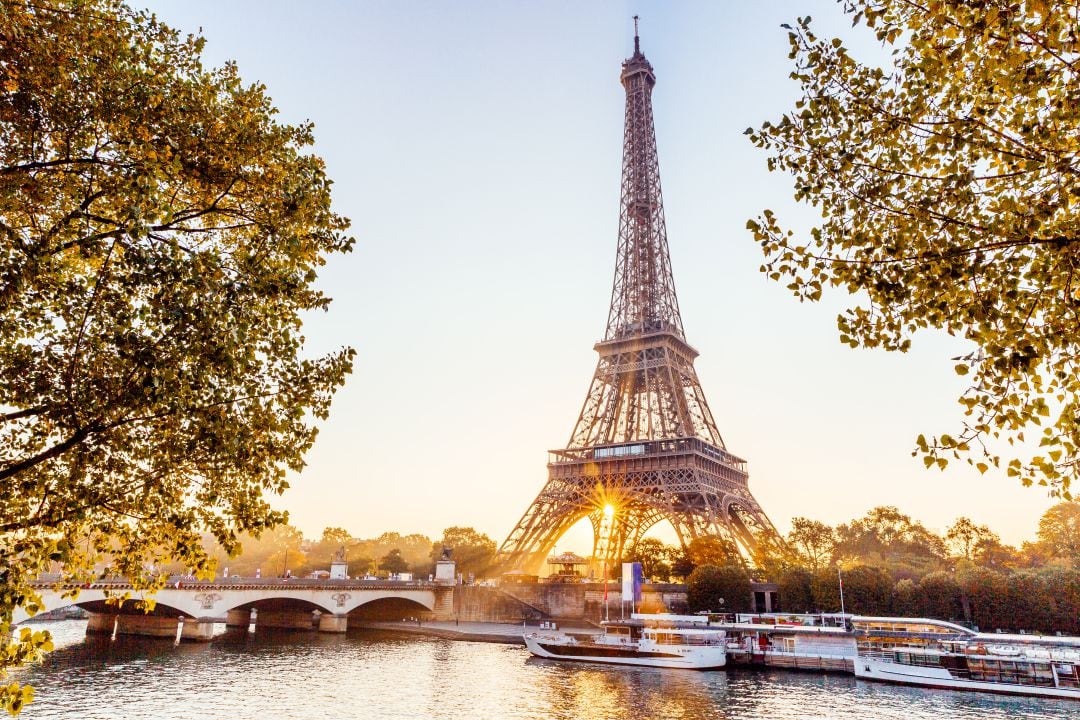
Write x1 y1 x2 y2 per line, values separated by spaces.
853 616 1080 699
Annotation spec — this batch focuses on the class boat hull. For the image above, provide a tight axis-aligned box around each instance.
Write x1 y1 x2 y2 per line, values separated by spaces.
855 656 1080 700
733 650 853 673
524 634 726 670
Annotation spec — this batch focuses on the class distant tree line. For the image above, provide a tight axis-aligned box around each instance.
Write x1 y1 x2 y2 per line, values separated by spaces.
195 525 498 581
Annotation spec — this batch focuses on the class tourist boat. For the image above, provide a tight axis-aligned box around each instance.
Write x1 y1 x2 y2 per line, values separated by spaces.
718 613 857 672
852 616 1080 699
523 619 727 669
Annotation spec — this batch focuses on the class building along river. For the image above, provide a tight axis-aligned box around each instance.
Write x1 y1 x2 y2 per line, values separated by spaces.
14 620 1077 720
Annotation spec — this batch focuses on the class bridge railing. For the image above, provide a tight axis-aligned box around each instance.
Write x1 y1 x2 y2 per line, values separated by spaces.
28 575 442 591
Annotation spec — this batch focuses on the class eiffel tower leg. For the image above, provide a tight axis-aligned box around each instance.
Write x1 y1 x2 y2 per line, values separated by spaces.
496 479 597 575
667 493 769 566
623 511 660 555
723 494 788 566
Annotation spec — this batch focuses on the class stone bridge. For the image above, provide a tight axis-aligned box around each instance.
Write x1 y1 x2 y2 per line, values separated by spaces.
17 578 454 641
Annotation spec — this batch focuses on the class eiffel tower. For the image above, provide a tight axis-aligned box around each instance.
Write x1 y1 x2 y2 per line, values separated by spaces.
496 22 784 576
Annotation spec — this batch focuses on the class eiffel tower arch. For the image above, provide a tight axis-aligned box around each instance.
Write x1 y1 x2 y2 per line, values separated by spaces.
495 24 785 576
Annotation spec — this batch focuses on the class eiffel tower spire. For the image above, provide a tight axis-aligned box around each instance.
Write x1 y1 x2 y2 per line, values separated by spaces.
606 15 682 344
495 26 784 576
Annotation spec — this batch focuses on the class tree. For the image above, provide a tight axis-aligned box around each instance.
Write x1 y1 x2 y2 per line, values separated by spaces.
1036 502 1080 563
918 571 964 623
1005 571 1058 633
378 549 409 576
775 566 815 613
971 536 1019 570
748 1 1080 495
786 517 835 571
670 549 696 580
623 537 675 582
955 562 1008 631
220 525 305 579
841 565 894 615
892 578 919 617
0 2 353 711
945 518 998 561
810 568 843 613
685 535 740 568
307 527 354 574
833 506 945 575
353 531 433 574
320 527 353 546
1019 539 1056 569
349 555 374 577
685 565 752 614
430 526 496 580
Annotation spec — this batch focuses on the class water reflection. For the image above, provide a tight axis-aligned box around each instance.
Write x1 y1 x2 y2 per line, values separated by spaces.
527 658 726 720
16 621 1077 720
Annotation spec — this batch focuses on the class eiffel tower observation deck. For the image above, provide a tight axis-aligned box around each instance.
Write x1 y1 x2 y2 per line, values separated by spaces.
495 22 784 576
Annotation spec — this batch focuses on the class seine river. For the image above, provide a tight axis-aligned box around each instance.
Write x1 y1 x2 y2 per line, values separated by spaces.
14 620 1076 720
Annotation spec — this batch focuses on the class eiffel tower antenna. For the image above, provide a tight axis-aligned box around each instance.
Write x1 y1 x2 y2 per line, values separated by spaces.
495 25 785 577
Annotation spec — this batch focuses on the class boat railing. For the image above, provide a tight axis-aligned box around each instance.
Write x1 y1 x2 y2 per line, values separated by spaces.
647 631 725 647
758 649 854 660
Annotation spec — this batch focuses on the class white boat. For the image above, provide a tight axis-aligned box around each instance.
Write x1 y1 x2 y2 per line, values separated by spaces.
524 619 726 669
852 616 1080 700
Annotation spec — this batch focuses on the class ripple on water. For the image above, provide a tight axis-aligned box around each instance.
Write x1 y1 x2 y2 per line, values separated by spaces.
14 621 1078 720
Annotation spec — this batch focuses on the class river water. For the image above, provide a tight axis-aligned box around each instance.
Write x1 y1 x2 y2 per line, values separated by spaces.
14 620 1076 720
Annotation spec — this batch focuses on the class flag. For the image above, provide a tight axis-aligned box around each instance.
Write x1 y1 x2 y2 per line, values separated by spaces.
622 562 643 603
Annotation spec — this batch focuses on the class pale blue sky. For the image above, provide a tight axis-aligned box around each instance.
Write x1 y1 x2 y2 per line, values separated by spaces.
139 1 1057 550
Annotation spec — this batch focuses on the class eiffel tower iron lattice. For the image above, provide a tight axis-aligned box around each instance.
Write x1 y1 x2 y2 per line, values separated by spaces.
495 24 785 577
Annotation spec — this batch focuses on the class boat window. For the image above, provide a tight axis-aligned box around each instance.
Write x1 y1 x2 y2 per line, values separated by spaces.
907 653 940 668
1057 663 1080 689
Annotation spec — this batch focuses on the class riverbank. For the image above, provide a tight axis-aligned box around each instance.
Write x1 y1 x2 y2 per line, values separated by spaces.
354 620 597 646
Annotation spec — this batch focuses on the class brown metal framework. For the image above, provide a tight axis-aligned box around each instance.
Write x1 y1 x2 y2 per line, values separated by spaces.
495 27 784 576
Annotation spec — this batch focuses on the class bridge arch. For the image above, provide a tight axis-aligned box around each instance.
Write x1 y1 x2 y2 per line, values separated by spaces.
67 598 191 617
221 597 338 616
13 587 209 624
347 596 433 621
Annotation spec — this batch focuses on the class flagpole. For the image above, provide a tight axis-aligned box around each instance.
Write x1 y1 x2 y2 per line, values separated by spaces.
838 567 846 617
603 558 609 622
